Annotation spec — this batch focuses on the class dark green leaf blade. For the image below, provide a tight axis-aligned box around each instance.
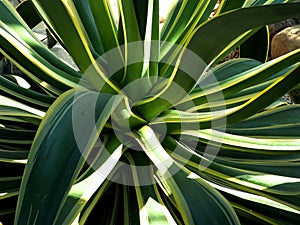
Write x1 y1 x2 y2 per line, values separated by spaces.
136 126 240 225
14 89 120 225
186 3 300 66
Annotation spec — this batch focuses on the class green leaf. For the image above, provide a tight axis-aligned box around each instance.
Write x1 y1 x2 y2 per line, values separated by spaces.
215 0 244 15
14 89 121 225
158 57 300 130
0 26 80 94
136 126 240 225
224 62 300 125
125 152 177 225
73 0 105 55
143 0 160 83
182 51 300 113
0 149 28 164
0 0 82 80
222 190 300 225
161 0 218 51
79 182 124 225
227 105 300 137
186 3 300 66
0 75 54 110
0 0 41 61
133 3 300 121
180 129 300 152
30 0 96 72
118 0 144 85
88 0 119 53
132 0 149 39
88 0 125 85
0 177 21 199
55 135 123 225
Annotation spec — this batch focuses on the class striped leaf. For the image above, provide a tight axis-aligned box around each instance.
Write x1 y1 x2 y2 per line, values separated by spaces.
14 89 120 225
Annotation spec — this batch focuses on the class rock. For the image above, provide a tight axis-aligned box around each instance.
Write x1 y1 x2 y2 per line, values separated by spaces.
282 94 293 104
271 25 300 58
219 48 239 64
8 0 21 7
268 19 298 39
51 46 78 70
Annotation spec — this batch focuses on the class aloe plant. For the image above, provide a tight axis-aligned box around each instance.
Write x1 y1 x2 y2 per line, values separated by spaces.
1 0 300 224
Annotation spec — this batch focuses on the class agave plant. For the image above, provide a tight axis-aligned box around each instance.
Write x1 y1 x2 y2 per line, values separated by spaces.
1 0 300 224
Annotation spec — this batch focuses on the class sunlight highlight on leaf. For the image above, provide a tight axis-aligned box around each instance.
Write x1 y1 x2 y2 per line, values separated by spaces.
233 174 300 188
208 181 300 214
140 197 176 225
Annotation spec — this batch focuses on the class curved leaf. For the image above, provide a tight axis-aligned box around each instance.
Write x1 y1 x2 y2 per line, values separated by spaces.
15 89 121 225
136 126 240 225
